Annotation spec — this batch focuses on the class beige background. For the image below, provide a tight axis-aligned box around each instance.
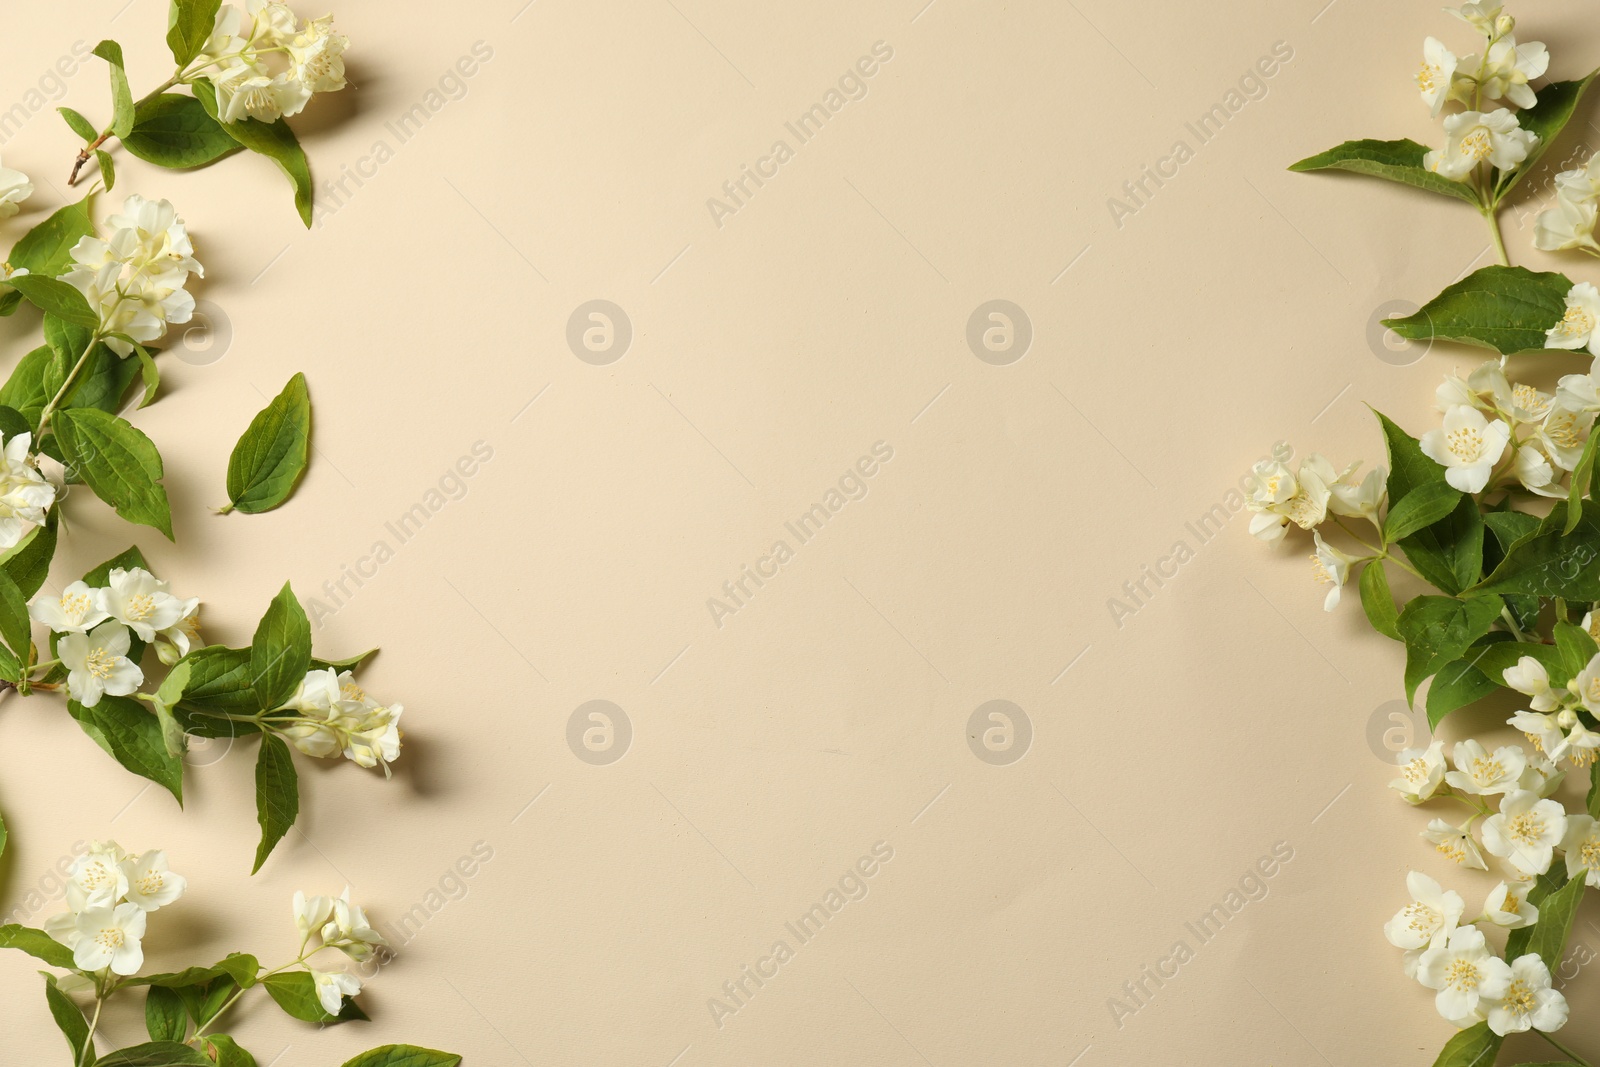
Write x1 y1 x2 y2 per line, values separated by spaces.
4 0 1600 1063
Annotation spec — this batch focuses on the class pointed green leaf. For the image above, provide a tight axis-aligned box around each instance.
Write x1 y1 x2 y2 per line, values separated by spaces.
167 0 225 67
1429 1021 1501 1067
1525 872 1587 972
224 372 310 514
44 974 90 1063
251 582 310 710
204 1036 259 1067
59 107 97 141
1359 561 1401 641
1382 265 1574 357
1290 138 1481 203
252 733 299 873
6 275 98 328
1499 69 1600 200
1384 480 1462 543
95 1041 213 1067
192 80 313 226
0 924 77 968
53 407 174 539
125 93 240 170
92 40 136 139
146 984 187 1042
1397 595 1504 705
262 970 366 1023
68 695 184 803
340 1048 463 1067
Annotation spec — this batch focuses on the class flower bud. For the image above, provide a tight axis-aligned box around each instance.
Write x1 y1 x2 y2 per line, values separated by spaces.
1495 13 1514 35
1559 709 1579 729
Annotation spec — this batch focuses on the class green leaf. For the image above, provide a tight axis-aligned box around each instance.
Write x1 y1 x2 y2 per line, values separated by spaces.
1427 655 1500 729
98 148 117 191
44 974 90 1064
1555 621 1600 678
0 347 61 431
44 316 143 418
1376 410 1484 594
340 1048 464 1067
132 341 160 407
314 647 379 672
262 971 367 1023
0 568 31 664
1568 422 1600 534
192 80 314 226
1289 138 1482 203
146 984 188 1042
54 407 174 539
167 0 225 67
251 582 310 710
1384 480 1462 543
1382 266 1574 357
6 198 95 280
59 106 97 141
84 545 151 587
125 93 240 170
7 275 98 328
252 734 298 873
1524 872 1587 972
0 807 6 859
1471 640 1569 687
1500 69 1600 200
134 953 259 990
175 645 255 711
152 659 192 759
0 924 77 968
224 372 311 514
93 41 136 139
1590 761 1600 820
1429 1021 1502 1067
1359 561 1401 640
95 1042 213 1067
1397 595 1505 705
1476 515 1600 599
68 696 184 803
203 1036 259 1067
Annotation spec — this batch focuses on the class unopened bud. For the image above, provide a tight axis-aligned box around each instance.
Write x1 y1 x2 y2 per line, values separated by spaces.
1495 14 1515 36
1559 709 1579 729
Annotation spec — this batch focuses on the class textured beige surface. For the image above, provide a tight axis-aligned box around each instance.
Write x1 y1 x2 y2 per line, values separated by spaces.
5 0 1600 1064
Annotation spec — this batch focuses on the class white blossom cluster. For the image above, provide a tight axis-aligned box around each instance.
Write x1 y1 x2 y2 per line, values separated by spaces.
42 840 186 977
29 566 200 707
1415 3 1544 182
196 0 349 125
276 667 404 774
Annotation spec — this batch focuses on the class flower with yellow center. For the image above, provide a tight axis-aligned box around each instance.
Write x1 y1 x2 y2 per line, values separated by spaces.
1417 925 1511 1027
1480 881 1537 929
30 580 111 634
1484 954 1569 1036
1445 739 1526 796
1416 37 1462 116
120 850 187 912
1560 813 1600 888
1482 789 1567 876
1547 282 1600 356
1423 818 1488 870
1384 871 1465 950
1420 404 1510 493
71 902 147 975
1391 740 1447 804
103 566 192 642
1425 108 1538 182
58 621 143 708
1309 531 1358 611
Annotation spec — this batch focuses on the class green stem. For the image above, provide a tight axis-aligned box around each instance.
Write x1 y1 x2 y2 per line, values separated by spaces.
1483 202 1511 267
1501 605 1528 642
69 76 179 186
77 994 103 1067
1538 1030 1593 1066
36 331 103 440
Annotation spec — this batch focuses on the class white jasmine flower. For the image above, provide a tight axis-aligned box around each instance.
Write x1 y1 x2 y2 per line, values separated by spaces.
1513 444 1563 497
1418 925 1511 1026
1448 2 1502 34
120 850 185 912
72 902 147 975
1558 358 1600 413
1548 716 1600 766
0 157 32 220
1560 814 1600 886
67 841 130 910
1384 871 1465 949
1518 753 1565 797
1535 403 1593 472
1445 740 1526 796
1419 405 1511 492
1509 709 1566 760
1327 464 1387 520
1246 458 1330 541
1392 740 1448 804
1417 37 1462 116
1568 653 1600 713
103 567 192 642
1425 818 1489 869
153 603 201 666
293 890 335 939
276 669 403 773
63 195 203 357
311 968 360 1015
1535 190 1600 253
1310 532 1356 611
1471 35 1550 109
1481 881 1537 928
59 621 143 708
1484 954 1569 1036
289 16 348 93
1547 282 1600 355
343 698 402 773
0 431 56 551
212 62 311 124
1482 790 1567 875
1426 109 1538 182
30 581 110 634
320 888 387 962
